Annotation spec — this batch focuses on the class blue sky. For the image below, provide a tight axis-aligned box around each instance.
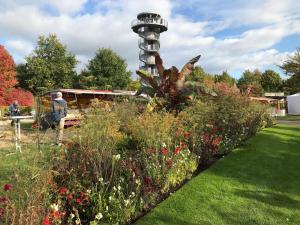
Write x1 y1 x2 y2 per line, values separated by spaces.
0 0 299 79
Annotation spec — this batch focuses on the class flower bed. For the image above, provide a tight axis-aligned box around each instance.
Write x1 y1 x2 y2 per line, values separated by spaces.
0 92 274 225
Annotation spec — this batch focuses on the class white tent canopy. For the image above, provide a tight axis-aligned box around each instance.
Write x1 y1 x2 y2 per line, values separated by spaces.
287 93 300 115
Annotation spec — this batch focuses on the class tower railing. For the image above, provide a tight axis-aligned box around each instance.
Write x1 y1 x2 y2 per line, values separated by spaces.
138 31 160 41
139 51 156 65
131 18 168 28
138 39 160 52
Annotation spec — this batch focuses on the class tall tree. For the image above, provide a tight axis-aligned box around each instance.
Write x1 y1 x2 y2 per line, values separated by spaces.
0 45 33 106
279 48 300 94
214 71 236 86
187 66 213 83
260 69 283 92
0 45 17 105
77 48 131 90
17 34 77 95
237 69 263 96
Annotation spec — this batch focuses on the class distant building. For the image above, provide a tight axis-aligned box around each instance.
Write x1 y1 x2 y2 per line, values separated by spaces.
287 93 300 115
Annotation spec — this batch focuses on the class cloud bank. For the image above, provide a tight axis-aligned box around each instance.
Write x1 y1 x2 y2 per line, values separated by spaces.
0 0 299 78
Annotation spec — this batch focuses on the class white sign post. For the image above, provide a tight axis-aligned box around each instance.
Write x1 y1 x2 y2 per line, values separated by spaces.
10 116 34 152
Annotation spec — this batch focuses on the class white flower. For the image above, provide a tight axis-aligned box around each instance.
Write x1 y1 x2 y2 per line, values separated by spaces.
86 189 91 194
113 154 121 161
106 206 109 211
135 179 140 185
113 186 117 191
124 199 130 206
162 142 167 148
50 203 59 211
70 213 75 219
118 185 121 191
95 213 103 220
131 192 135 197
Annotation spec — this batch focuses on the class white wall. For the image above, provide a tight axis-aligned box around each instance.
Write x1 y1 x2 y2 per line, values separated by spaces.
287 93 300 115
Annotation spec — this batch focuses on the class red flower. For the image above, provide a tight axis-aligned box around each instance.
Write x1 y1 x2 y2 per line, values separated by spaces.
143 176 152 186
67 194 73 200
76 198 81 204
59 187 68 195
3 184 12 191
0 197 8 204
174 147 181 155
0 208 4 217
161 147 168 155
43 216 50 225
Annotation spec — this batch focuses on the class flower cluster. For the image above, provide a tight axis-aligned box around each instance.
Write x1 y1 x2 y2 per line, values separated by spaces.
0 183 13 219
45 183 91 225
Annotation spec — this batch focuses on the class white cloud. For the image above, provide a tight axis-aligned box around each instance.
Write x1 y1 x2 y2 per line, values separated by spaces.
5 39 33 56
49 0 88 15
0 0 299 78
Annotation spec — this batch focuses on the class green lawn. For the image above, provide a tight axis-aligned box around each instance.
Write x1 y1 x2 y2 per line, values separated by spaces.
277 115 300 121
136 125 300 225
0 145 55 207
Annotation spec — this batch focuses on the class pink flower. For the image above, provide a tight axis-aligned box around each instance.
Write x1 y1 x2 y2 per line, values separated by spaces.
67 194 73 200
53 211 60 219
3 184 12 192
76 198 81 204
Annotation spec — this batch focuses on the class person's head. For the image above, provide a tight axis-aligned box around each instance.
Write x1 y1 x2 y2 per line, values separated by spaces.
56 92 63 99
13 100 18 106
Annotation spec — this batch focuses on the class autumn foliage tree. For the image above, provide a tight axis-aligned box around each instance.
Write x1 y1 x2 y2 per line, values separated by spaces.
0 45 33 106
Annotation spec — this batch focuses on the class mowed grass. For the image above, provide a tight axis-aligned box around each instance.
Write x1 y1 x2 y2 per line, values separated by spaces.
136 125 300 225
277 115 300 121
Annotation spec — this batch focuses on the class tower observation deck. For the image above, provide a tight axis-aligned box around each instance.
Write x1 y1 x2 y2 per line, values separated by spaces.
131 12 168 75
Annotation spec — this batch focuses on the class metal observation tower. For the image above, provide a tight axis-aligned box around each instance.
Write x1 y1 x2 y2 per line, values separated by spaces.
131 12 168 75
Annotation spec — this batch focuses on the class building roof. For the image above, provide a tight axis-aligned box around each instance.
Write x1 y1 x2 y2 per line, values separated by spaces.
250 97 277 103
48 89 149 99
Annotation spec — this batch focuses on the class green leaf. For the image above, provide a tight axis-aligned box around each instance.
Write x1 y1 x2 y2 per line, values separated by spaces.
185 81 217 96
